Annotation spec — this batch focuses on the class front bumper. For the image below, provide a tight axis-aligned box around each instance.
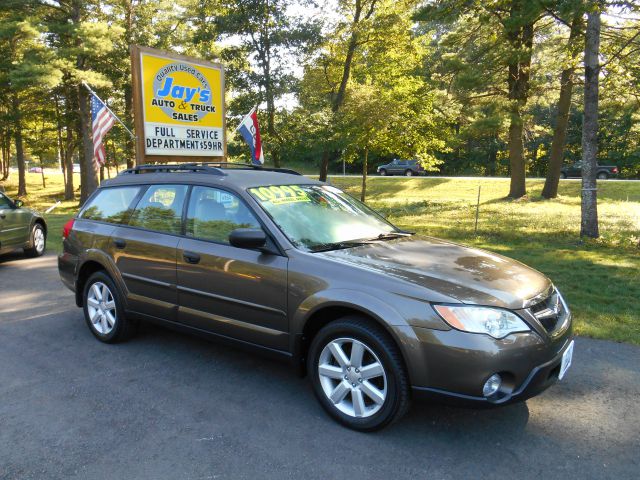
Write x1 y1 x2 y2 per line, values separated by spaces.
396 320 573 406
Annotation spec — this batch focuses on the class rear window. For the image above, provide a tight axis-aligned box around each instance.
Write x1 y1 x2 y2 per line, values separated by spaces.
128 184 188 235
81 186 141 223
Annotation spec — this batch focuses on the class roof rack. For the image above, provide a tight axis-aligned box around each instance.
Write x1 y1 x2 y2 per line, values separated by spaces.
200 162 303 176
119 162 303 177
120 164 226 176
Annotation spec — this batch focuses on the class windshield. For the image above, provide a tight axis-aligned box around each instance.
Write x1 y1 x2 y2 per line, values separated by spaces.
248 184 402 252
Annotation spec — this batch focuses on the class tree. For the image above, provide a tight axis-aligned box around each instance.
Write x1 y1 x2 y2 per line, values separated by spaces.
542 8 584 199
0 1 62 196
580 3 601 238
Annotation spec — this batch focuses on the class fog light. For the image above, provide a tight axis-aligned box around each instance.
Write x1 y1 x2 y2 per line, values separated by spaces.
483 374 502 397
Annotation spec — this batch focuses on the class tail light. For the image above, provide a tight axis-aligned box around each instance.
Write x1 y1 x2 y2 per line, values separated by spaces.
612 167 618 174
62 218 75 240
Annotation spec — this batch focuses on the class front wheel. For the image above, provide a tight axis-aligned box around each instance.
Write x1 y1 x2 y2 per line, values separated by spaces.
24 223 46 257
559 172 567 179
83 271 135 343
308 316 410 431
405 170 413 177
379 169 387 176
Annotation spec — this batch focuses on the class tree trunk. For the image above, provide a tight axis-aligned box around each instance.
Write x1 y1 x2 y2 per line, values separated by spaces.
12 95 27 197
506 3 534 199
361 146 368 202
78 85 97 203
580 9 600 238
63 90 75 200
40 156 46 188
320 0 369 182
542 13 583 199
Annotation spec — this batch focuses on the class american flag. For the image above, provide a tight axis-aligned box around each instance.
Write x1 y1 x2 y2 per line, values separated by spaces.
91 93 116 169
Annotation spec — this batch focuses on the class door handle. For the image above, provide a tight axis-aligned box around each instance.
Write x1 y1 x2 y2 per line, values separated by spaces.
183 251 201 264
113 238 126 249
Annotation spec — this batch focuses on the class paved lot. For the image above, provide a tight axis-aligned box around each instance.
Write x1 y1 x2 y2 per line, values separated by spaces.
1 253 639 479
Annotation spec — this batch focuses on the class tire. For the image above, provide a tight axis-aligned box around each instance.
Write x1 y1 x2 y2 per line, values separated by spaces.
597 172 608 180
559 172 567 179
405 170 413 177
307 316 410 431
83 271 135 343
379 169 387 176
24 223 46 258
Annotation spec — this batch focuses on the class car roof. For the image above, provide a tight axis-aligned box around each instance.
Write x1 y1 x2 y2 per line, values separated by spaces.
100 164 322 191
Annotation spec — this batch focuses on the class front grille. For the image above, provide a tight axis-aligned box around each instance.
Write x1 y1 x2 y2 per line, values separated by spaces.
528 288 569 336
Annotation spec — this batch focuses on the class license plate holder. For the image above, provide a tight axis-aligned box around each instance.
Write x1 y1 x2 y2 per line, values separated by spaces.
558 340 574 380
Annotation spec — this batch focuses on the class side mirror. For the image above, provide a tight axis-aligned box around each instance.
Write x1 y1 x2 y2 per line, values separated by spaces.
14 199 24 208
229 228 267 250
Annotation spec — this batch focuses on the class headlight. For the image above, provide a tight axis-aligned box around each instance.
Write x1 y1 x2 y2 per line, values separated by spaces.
433 305 530 339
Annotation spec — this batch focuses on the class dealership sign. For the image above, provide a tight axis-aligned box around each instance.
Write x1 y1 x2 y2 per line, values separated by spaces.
131 46 226 161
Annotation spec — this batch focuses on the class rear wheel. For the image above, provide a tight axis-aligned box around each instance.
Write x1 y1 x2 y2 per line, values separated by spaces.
83 271 135 343
24 223 46 257
308 316 410 431
597 172 608 180
405 169 413 177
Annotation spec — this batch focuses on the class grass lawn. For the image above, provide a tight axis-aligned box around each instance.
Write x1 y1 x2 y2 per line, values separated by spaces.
2 171 639 344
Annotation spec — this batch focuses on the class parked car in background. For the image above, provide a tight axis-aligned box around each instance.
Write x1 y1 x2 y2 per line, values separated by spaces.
376 159 425 176
59 162 573 431
73 163 81 174
29 166 43 173
0 192 47 258
560 161 618 179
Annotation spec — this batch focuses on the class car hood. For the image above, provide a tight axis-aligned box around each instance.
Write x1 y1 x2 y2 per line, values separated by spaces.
317 236 551 309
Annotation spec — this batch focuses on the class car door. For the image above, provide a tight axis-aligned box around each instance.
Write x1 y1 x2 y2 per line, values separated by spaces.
0 193 30 250
176 185 289 351
388 159 401 174
568 162 582 177
108 184 188 322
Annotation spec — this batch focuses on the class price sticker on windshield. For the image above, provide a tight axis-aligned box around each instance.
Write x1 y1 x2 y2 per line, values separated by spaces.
250 185 311 205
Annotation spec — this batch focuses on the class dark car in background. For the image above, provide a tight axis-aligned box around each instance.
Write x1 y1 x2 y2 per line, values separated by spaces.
59 163 573 431
376 159 425 176
561 161 618 179
0 192 47 258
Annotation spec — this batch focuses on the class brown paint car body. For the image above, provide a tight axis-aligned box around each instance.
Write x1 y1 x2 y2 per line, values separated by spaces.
59 166 573 428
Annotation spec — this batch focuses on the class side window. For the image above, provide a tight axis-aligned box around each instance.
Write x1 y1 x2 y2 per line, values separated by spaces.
186 186 260 243
80 186 141 223
129 184 188 235
0 193 12 209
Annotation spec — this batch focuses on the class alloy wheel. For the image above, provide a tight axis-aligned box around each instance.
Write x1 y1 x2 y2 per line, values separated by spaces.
33 227 45 254
317 337 387 418
87 282 117 335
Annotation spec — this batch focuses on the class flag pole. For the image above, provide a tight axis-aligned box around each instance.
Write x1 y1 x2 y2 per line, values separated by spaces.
82 82 136 140
233 106 257 133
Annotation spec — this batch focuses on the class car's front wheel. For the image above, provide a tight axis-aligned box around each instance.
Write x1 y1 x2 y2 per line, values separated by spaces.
405 169 413 177
379 169 387 176
83 271 135 343
308 316 410 431
24 223 46 257
560 172 567 179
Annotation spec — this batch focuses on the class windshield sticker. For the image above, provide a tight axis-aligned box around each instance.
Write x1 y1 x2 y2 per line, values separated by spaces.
250 185 311 205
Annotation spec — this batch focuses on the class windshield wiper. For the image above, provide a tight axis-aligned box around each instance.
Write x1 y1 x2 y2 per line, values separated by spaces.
372 231 414 241
310 240 375 252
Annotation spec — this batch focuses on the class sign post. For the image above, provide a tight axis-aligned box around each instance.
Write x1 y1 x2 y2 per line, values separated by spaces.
131 45 226 163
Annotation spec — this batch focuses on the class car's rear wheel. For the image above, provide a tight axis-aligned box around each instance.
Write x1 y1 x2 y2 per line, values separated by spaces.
379 169 387 176
308 316 410 431
83 271 134 343
597 172 608 180
24 223 46 257
405 170 413 177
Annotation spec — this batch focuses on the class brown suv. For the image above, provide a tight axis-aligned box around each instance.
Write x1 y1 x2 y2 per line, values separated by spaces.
58 163 574 431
